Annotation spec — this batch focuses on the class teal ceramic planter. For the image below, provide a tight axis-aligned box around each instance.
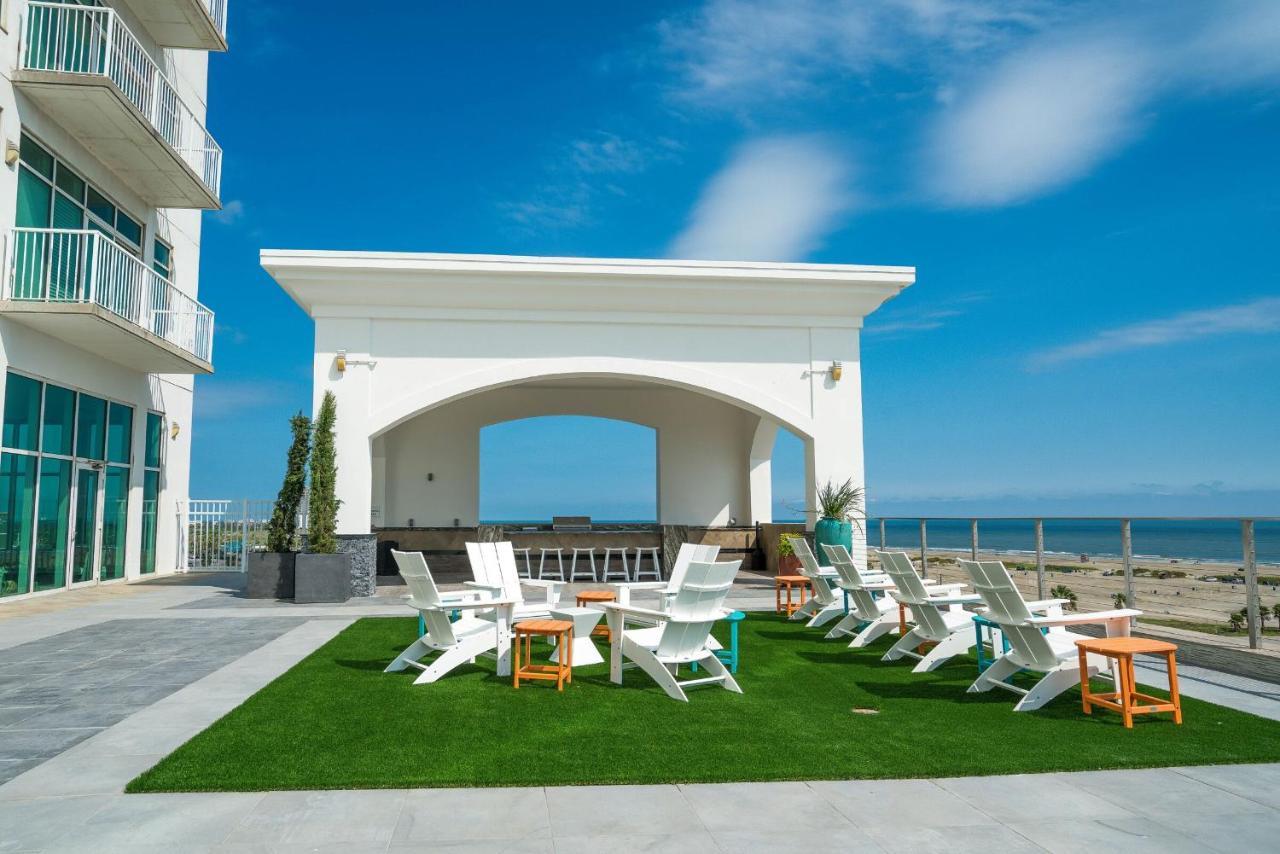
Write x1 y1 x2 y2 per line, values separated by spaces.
813 517 853 566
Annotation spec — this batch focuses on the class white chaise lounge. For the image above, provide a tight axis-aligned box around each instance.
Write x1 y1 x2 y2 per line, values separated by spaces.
385 550 514 685
602 559 743 702
789 538 846 628
877 549 982 672
820 543 901 646
959 558 1142 711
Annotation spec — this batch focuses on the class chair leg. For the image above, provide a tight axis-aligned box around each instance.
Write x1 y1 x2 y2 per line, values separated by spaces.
412 641 491 685
849 613 898 648
912 629 976 673
385 637 431 673
968 655 1021 693
806 600 845 629
696 650 743 694
622 637 688 702
882 627 928 662
1015 664 1085 712
825 611 864 640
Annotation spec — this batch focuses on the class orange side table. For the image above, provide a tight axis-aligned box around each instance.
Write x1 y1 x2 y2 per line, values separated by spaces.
775 575 809 616
1076 636 1182 728
513 619 574 691
575 590 617 642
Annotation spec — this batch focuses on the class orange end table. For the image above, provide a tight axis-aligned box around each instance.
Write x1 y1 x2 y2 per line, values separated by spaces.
1076 636 1182 728
575 590 617 642
513 619 574 691
775 575 809 616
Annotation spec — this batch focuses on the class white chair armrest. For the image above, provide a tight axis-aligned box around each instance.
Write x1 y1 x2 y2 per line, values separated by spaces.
600 602 670 622
925 593 983 606
521 579 562 591
1027 608 1141 628
610 582 667 592
929 583 967 592
449 597 517 612
1024 599 1070 613
464 581 503 593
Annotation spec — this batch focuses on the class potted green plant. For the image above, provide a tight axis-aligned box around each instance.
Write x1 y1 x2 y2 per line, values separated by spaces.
246 412 311 599
294 391 352 603
813 478 863 566
777 533 802 575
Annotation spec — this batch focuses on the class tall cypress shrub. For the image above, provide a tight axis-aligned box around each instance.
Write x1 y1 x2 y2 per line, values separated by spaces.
307 391 340 554
265 412 311 553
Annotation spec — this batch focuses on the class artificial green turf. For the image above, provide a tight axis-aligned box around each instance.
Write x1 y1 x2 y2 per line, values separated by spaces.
128 614 1280 792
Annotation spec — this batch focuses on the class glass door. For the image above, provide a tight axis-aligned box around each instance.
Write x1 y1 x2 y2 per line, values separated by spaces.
70 466 101 585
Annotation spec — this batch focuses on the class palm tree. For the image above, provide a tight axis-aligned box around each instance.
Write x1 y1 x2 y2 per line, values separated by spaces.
1228 611 1246 633
1050 584 1077 611
1272 603 1280 632
1112 592 1127 609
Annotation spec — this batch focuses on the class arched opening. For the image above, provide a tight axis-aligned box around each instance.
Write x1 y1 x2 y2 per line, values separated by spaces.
772 428 807 522
479 416 657 523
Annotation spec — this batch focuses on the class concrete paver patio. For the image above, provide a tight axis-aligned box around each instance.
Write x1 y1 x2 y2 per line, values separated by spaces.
1 573 1278 852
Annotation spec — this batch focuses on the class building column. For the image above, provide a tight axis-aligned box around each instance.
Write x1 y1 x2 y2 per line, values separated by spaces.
315 318 373 537
805 328 867 565
747 416 777 524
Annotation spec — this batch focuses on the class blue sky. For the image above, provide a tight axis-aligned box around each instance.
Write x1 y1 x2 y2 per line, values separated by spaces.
192 0 1280 519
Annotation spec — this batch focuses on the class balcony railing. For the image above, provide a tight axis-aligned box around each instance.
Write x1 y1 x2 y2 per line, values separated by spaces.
4 229 214 364
19 2 222 200
204 0 228 39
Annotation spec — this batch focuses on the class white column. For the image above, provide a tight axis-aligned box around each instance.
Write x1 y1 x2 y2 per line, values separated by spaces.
806 327 867 565
747 416 777 524
316 317 373 536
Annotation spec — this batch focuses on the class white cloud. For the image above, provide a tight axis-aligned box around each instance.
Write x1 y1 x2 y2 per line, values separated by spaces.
210 199 245 225
569 132 651 174
668 135 852 262
1028 297 1280 370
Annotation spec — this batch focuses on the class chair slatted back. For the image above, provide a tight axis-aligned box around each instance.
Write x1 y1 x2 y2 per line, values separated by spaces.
959 559 1058 670
666 543 721 594
392 549 457 645
792 538 837 604
466 541 524 604
874 550 951 640
656 559 740 659
822 543 883 620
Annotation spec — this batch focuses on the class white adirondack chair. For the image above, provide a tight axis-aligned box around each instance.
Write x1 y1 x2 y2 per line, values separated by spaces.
820 543 901 646
608 542 720 610
465 541 563 621
876 550 983 672
384 550 514 685
959 559 1142 711
789 538 846 628
602 559 743 702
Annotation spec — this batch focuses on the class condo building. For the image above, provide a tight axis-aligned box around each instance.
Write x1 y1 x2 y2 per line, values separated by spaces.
0 0 225 600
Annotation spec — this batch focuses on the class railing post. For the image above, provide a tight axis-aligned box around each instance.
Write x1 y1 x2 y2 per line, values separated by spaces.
1034 518 1046 600
1244 519 1259 650
1121 519 1135 624
970 518 979 560
919 519 928 578
879 518 886 550
240 498 249 572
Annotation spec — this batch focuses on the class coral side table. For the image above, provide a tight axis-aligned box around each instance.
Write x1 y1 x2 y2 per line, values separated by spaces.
775 576 809 616
1076 636 1182 728
513 619 574 691
575 590 617 643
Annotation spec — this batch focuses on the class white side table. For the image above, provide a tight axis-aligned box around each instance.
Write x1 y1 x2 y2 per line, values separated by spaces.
549 606 604 666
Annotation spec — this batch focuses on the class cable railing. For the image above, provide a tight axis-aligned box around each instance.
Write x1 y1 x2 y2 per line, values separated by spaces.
5 228 214 363
870 516 1280 649
20 2 222 199
203 0 229 40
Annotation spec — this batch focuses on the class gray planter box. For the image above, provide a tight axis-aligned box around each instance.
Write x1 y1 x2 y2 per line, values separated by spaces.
294 552 352 603
246 552 295 599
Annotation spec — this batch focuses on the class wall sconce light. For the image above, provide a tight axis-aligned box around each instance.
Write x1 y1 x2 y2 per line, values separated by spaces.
4 141 19 167
426 472 434 482
829 361 843 382
170 421 181 440
335 350 347 373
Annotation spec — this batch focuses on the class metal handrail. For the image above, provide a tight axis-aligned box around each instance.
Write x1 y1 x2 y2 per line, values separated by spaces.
203 0 229 38
20 2 222 199
4 228 215 363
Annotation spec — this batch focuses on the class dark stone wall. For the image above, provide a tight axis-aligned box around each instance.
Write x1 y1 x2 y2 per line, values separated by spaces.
337 533 378 597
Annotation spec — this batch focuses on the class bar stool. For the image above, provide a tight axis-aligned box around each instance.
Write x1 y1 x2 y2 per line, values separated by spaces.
513 547 533 579
633 547 663 581
569 547 597 582
600 547 630 582
538 547 566 581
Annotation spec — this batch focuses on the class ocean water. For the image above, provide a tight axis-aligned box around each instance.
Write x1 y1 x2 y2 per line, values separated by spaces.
872 518 1280 566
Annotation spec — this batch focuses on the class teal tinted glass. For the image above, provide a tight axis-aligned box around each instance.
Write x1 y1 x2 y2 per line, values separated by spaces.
145 412 163 468
52 193 82 230
16 167 51 228
41 385 76 456
101 466 129 580
19 135 53 179
86 186 115 224
54 163 85 202
0 453 37 597
141 469 159 574
3 373 42 451
106 402 132 464
116 214 142 247
75 394 107 460
33 457 70 591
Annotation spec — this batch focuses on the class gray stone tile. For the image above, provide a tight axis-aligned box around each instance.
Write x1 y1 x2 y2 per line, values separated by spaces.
386 840 553 854
1173 763 1280 809
713 827 885 853
863 823 1044 853
937 773 1137 822
0 704 51 727
1054 768 1270 817
809 778 997 828
553 832 720 853
76 791 265 846
0 726 103 759
545 784 705 837
394 788 549 843
226 789 406 846
1009 816 1216 854
1153 809 1280 852
0 751 163 799
679 782 851 833
1 704 138 732
0 793 112 851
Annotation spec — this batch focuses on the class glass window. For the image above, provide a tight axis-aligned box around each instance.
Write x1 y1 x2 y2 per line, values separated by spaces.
106 402 132 465
3 373 42 452
0 453 37 597
19 135 53 180
141 469 159 575
52 193 83 230
86 186 115 225
101 466 128 581
54 163 85 202
16 166 51 229
145 412 163 468
41 385 76 457
32 457 70 591
116 214 142 247
75 394 107 460
153 241 172 279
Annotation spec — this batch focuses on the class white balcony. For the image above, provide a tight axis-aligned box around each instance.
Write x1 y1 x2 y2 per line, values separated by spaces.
116 0 229 51
14 3 223 209
2 229 214 374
